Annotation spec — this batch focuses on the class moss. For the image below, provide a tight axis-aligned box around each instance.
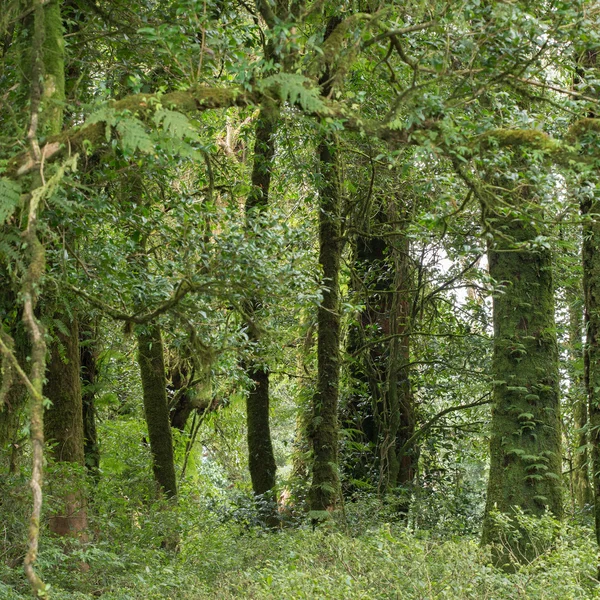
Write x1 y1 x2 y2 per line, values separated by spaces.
136 325 177 499
582 195 600 551
245 107 278 508
308 137 342 513
482 129 560 153
41 0 65 136
482 165 562 565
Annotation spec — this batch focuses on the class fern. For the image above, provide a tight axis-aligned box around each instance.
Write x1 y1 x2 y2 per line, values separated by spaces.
86 107 119 142
258 74 327 113
153 108 199 142
0 178 21 224
116 117 154 154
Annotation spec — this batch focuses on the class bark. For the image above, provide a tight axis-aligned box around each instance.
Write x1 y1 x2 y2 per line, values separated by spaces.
168 365 194 431
136 324 177 498
343 203 416 510
481 163 563 565
44 312 88 536
566 283 591 508
582 194 600 562
80 321 100 479
387 229 416 498
244 106 278 501
308 136 342 513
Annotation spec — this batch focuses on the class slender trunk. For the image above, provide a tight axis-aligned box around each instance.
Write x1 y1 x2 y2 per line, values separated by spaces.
582 194 600 561
244 106 278 503
169 365 194 431
566 283 591 508
387 228 416 504
136 324 177 498
482 160 562 565
80 320 100 479
308 136 342 513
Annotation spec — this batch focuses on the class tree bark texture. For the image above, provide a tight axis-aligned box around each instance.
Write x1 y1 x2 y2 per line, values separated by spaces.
308 137 342 513
244 107 278 499
343 212 416 503
44 313 88 536
482 168 563 564
80 321 100 478
567 283 591 508
136 324 177 498
582 193 600 557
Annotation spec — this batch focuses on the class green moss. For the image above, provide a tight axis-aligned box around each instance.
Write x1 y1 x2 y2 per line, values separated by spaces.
136 325 177 498
482 165 562 565
41 0 65 136
483 129 560 152
308 138 342 513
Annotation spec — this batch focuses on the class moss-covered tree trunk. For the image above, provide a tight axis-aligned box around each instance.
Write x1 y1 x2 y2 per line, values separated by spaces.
343 210 416 506
37 0 90 538
387 229 416 499
136 324 177 498
566 282 591 508
308 136 342 513
44 314 88 536
582 194 600 561
481 161 562 564
243 107 278 502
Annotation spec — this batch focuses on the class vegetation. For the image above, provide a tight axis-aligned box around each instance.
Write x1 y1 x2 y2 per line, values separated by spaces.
2 0 600 597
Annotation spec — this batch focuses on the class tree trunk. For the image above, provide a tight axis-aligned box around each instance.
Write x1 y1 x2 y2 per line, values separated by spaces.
136 324 177 498
343 202 416 509
244 106 278 508
582 193 600 564
80 320 100 479
44 314 88 536
308 136 342 514
482 162 562 565
566 282 591 508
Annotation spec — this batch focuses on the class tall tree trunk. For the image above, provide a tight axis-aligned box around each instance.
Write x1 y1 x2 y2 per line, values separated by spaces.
123 170 178 500
482 156 562 565
308 136 342 513
136 324 177 498
80 320 100 479
566 282 591 508
44 313 88 536
386 226 416 503
244 106 278 501
343 201 416 509
38 0 89 538
582 193 600 569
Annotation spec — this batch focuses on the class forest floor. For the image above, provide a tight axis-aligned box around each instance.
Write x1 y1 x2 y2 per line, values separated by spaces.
1 500 599 599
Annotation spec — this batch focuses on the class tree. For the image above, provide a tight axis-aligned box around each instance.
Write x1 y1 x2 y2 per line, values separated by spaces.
481 139 562 564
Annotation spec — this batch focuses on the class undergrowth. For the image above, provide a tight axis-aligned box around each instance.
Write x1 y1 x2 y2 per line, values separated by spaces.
1 491 598 599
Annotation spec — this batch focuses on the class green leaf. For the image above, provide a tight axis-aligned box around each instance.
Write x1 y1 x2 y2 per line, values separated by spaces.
86 107 119 142
0 178 21 224
154 108 198 141
117 117 154 154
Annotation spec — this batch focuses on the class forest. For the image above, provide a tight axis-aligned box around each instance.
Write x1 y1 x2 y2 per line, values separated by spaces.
2 0 600 597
